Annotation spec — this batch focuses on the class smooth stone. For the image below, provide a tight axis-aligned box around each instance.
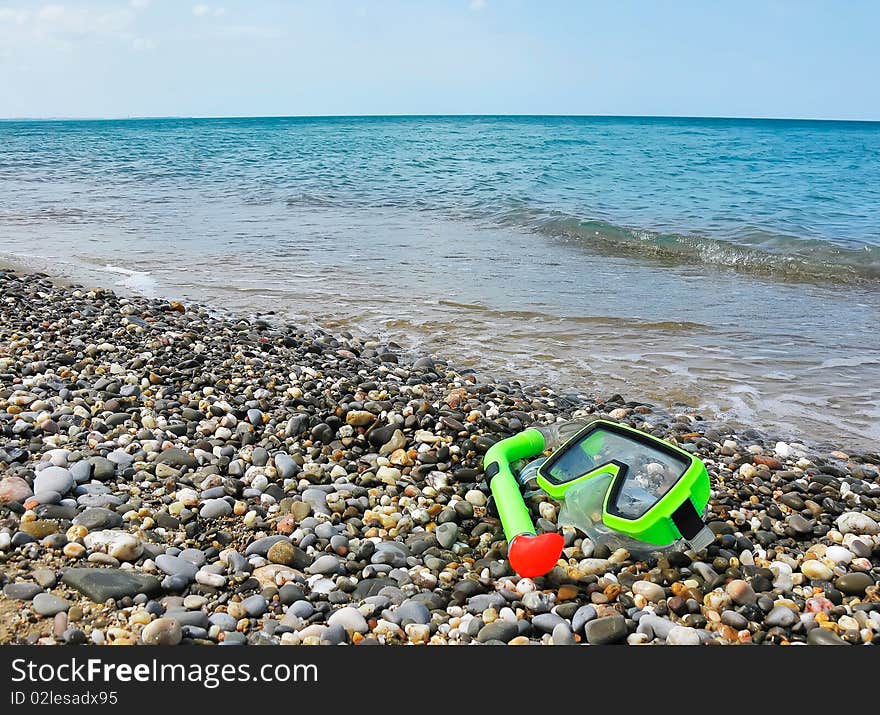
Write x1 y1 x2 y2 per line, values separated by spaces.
477 620 518 643
63 568 162 602
720 610 748 630
301 488 330 515
637 614 675 639
836 512 879 535
209 613 238 631
3 583 43 600
725 579 757 605
801 560 833 581
585 615 627 645
0 476 34 503
274 453 299 480
33 569 58 589
825 546 854 564
141 617 182 646
164 610 210 629
307 554 341 575
245 535 287 557
552 622 576 645
396 600 431 625
73 507 122 530
90 457 116 481
321 624 347 645
665 625 701 645
327 606 369 634
83 530 144 562
251 447 269 466
532 612 566 634
436 522 459 549
571 604 598 634
33 467 74 496
32 593 70 616
764 605 798 628
807 628 848 645
69 461 92 483
271 541 308 568
834 572 873 595
242 594 268 617
155 554 199 581
632 580 665 602
155 448 197 469
178 548 207 567
199 499 232 519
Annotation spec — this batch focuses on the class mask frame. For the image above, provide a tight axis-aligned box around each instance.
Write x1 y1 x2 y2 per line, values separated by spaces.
536 420 711 546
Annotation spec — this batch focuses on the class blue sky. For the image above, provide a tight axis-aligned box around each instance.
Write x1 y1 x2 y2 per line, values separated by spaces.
0 0 878 119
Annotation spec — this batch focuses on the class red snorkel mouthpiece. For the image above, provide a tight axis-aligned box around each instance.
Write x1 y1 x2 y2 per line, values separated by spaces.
507 533 565 578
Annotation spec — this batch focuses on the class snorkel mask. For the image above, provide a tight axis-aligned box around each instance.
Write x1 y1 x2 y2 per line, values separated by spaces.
483 419 714 578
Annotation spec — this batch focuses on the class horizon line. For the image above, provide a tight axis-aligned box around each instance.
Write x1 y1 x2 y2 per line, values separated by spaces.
2 112 880 124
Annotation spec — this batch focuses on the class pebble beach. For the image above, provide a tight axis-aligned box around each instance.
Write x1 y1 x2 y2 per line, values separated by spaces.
1 267 878 646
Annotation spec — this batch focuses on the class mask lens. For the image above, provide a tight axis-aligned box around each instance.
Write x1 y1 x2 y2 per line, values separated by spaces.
543 425 690 518
607 437 689 519
543 430 605 484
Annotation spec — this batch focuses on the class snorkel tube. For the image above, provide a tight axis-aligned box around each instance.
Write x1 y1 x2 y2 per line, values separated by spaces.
484 429 564 577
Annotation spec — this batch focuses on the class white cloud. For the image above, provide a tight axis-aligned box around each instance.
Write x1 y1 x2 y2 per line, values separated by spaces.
193 4 226 18
130 0 150 9
38 4 66 22
0 8 29 24
29 4 134 34
469 0 487 11
131 36 155 50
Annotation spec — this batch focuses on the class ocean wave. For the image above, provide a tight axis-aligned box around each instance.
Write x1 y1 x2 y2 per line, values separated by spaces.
493 209 880 285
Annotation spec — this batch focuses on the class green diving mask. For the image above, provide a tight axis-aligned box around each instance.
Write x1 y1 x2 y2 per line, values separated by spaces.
483 419 713 578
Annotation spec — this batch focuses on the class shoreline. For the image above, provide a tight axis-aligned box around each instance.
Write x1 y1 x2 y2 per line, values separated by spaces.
0 266 878 645
2 253 873 455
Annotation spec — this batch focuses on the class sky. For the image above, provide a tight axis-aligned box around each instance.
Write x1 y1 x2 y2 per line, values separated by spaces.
0 0 878 120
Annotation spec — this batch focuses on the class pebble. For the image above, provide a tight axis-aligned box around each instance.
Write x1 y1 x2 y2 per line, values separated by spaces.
0 476 33 504
824 546 853 564
571 605 597 634
3 583 43 600
33 467 74 496
307 554 341 576
834 572 873 595
551 622 576 645
477 620 518 643
585 615 627 645
62 568 162 602
801 560 833 581
241 595 268 617
156 554 200 581
199 499 232 519
328 607 369 635
725 579 757 605
632 580 665 602
464 489 487 507
807 628 848 646
665 626 701 645
836 512 879 535
32 593 70 617
764 605 798 628
141 618 182 646
436 522 459 549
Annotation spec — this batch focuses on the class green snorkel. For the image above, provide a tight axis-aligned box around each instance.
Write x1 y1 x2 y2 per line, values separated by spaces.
485 428 564 577
484 419 714 578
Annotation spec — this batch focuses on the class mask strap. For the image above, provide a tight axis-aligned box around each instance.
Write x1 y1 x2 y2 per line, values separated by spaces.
671 499 714 552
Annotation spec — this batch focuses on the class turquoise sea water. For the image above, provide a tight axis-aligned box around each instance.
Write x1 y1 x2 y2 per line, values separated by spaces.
1 116 879 447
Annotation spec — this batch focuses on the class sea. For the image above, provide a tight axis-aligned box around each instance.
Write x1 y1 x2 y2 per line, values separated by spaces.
1 115 878 449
